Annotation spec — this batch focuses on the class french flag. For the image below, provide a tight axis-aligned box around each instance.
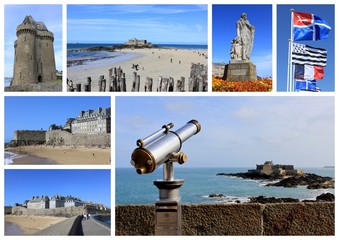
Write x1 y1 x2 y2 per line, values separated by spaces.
293 12 331 41
294 64 324 80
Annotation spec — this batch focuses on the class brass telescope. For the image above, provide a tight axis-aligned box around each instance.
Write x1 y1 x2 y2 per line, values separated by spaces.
131 120 201 174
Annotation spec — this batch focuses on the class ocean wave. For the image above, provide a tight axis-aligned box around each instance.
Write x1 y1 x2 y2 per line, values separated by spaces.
4 151 24 165
201 194 250 204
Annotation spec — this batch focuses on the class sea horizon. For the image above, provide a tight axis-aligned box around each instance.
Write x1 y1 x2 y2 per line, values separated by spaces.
116 167 334 205
67 42 208 51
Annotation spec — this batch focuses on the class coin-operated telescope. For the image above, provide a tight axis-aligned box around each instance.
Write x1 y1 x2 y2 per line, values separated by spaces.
130 120 201 235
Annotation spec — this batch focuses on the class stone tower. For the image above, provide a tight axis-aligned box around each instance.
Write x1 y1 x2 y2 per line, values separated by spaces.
12 15 56 86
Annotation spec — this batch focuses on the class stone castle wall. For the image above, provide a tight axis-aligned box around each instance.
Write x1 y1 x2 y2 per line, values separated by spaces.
11 130 110 147
12 206 86 217
116 203 334 236
13 130 46 144
46 130 110 147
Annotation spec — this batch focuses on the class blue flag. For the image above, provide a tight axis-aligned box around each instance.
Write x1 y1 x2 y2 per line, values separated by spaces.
295 79 317 91
293 12 331 41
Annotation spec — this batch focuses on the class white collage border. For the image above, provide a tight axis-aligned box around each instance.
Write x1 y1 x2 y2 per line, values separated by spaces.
0 0 337 239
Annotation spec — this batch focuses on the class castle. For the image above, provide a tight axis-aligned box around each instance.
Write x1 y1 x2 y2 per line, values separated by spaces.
9 107 111 147
248 161 304 176
124 38 153 47
12 15 56 86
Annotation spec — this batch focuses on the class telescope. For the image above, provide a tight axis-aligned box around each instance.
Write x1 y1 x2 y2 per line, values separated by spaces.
130 119 201 235
131 119 201 175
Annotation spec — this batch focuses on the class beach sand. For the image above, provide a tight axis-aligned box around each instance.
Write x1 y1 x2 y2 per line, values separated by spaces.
7 145 110 165
5 215 68 235
67 48 208 92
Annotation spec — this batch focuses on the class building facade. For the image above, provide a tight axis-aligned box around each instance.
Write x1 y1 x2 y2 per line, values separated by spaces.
27 195 84 209
71 107 111 135
12 15 56 86
27 196 50 209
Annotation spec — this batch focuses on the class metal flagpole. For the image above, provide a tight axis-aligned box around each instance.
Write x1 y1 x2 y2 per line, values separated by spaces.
289 9 295 92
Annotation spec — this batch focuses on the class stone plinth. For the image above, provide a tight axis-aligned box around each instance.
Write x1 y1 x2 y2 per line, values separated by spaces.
223 61 257 81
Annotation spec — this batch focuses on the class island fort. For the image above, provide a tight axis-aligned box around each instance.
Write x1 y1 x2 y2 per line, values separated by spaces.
248 160 304 177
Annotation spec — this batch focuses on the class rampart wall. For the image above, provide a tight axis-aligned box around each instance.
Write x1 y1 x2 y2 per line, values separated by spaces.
13 130 46 144
45 130 110 147
11 206 86 217
115 203 334 236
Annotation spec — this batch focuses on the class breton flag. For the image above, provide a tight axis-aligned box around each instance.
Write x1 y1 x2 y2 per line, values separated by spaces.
293 12 331 41
295 79 317 91
292 43 327 67
294 64 324 80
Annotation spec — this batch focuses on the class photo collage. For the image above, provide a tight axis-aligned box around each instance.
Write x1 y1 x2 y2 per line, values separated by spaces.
0 0 336 238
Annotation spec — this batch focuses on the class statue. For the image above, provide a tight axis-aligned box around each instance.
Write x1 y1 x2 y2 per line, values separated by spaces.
224 12 257 81
233 13 255 61
230 36 242 60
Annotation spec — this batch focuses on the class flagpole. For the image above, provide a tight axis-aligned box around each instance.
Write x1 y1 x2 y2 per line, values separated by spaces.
289 9 295 92
286 39 292 92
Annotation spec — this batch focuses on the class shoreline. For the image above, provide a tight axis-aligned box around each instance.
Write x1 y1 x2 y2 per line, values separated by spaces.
5 215 68 235
5 145 110 165
67 47 208 92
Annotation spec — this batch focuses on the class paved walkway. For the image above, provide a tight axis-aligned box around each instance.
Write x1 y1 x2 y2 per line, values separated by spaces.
82 218 111 236
37 216 78 235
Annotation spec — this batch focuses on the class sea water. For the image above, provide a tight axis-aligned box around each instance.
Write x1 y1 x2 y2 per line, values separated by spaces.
116 167 334 205
4 152 24 165
67 43 207 66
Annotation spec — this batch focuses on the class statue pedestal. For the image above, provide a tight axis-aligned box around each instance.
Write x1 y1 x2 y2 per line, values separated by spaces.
223 61 257 81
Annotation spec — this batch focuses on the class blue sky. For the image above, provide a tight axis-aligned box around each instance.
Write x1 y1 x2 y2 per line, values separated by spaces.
277 5 335 92
116 96 334 168
5 170 111 207
4 96 110 143
212 5 272 78
4 4 63 78
67 4 207 44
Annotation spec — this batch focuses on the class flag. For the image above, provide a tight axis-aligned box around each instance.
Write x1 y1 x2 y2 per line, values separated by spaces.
294 64 324 80
293 12 331 41
292 43 327 67
295 79 317 91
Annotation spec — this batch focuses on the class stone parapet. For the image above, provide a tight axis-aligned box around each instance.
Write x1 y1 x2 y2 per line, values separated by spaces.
115 203 334 236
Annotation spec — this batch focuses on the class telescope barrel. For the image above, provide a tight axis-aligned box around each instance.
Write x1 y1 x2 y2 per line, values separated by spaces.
131 120 201 174
137 123 174 148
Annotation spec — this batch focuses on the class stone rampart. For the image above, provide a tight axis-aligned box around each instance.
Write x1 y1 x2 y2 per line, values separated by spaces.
13 130 46 145
45 130 110 147
115 203 334 236
12 206 86 217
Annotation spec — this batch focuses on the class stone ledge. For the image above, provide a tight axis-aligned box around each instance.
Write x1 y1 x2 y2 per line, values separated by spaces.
115 202 334 236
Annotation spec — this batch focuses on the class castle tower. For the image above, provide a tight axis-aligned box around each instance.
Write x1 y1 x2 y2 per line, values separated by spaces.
12 16 56 86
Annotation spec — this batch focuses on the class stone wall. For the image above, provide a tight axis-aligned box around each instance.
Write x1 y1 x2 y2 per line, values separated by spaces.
45 130 110 147
12 206 86 217
115 203 334 236
13 130 46 145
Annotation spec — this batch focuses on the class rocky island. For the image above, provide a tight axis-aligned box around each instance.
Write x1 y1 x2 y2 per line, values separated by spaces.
217 161 334 189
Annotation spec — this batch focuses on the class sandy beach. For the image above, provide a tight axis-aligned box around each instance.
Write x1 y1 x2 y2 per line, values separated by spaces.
67 47 208 92
6 145 110 165
5 215 68 235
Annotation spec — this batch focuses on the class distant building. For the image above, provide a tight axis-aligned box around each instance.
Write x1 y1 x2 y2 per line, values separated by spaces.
124 38 153 47
64 196 84 207
49 195 65 209
27 194 84 209
27 196 50 209
71 107 111 135
248 161 304 176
